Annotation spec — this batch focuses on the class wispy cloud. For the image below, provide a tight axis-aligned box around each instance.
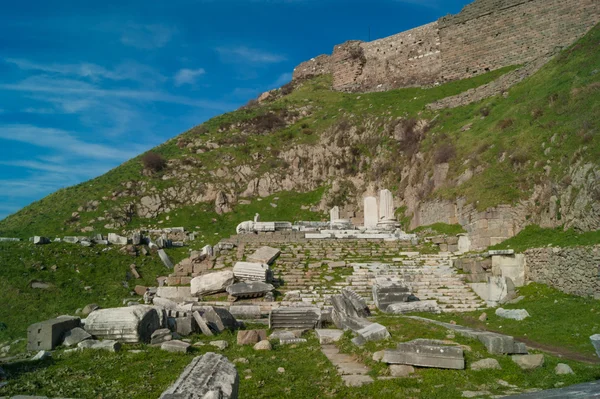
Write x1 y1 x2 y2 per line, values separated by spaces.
270 72 292 88
174 68 206 86
0 125 141 160
216 46 286 64
5 58 165 84
393 0 441 10
120 24 175 49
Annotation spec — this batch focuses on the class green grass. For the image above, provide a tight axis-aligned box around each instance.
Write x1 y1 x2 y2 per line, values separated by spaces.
490 225 600 252
432 283 600 356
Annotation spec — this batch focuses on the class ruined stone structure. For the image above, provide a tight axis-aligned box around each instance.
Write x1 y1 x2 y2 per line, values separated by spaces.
292 0 600 92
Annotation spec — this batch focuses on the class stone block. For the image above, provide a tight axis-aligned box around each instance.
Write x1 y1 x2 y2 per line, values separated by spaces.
341 287 370 317
78 339 121 352
372 277 411 311
383 343 464 370
471 358 501 370
247 246 281 265
315 329 344 344
590 334 600 358
62 327 92 347
357 323 390 342
27 316 81 351
194 306 237 333
228 306 262 320
191 271 235 296
226 282 273 299
232 262 269 282
269 307 321 330
386 301 441 314
193 311 214 336
151 328 172 345
237 330 267 345
108 233 128 245
496 308 530 321
84 305 160 343
389 364 415 377
161 340 191 354
174 316 197 336
156 287 192 301
158 249 174 269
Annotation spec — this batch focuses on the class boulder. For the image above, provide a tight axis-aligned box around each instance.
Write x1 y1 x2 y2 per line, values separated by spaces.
389 364 415 377
210 340 229 350
62 327 92 347
159 353 239 399
471 358 501 370
254 340 272 351
191 271 235 296
555 363 574 375
496 308 530 321
151 328 173 345
84 305 161 343
237 330 267 346
512 354 544 370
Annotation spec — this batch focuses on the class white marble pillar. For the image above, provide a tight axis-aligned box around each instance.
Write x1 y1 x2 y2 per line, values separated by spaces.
364 197 379 228
330 206 340 223
379 189 394 221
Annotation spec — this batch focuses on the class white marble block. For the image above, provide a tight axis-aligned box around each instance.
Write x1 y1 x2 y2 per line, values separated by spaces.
363 196 379 228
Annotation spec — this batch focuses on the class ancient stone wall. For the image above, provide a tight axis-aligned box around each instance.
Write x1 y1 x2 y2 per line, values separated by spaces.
292 55 332 81
439 0 600 82
524 246 600 298
293 0 600 92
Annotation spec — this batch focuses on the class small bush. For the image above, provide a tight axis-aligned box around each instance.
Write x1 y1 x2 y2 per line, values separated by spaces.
193 125 209 135
142 152 166 173
511 150 529 166
249 113 286 133
479 107 490 117
531 108 544 119
302 128 313 136
497 119 514 130
280 81 295 96
434 143 456 164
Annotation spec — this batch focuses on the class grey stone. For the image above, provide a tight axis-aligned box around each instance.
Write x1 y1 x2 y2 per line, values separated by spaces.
27 316 81 351
191 271 235 296
512 354 544 370
341 287 370 317
471 358 501 370
351 336 366 347
226 282 274 299
210 340 229 350
107 233 128 245
31 350 51 361
590 334 600 358
383 343 465 370
357 323 390 342
341 375 374 387
237 330 267 345
247 246 281 265
232 262 269 283
84 305 161 343
62 327 92 347
193 306 237 333
159 353 239 399
462 391 492 398
372 277 411 311
501 381 600 398
33 236 50 245
554 363 574 375
192 311 214 336
132 232 142 246
158 249 174 269
280 338 307 345
269 330 296 341
161 340 191 353
315 329 344 344
81 303 100 317
228 306 262 319
389 364 415 377
174 317 197 337
487 249 515 256
63 236 79 244
156 287 192 301
496 308 530 321
386 301 441 314
151 328 173 345
78 339 121 352
269 307 320 330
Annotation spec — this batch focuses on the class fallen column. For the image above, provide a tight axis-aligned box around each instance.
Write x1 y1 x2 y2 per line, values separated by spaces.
382 342 465 370
386 301 441 315
84 305 161 343
226 282 273 300
159 352 239 399
269 307 321 329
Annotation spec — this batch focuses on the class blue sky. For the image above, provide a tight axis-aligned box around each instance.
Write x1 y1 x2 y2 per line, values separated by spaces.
0 0 470 221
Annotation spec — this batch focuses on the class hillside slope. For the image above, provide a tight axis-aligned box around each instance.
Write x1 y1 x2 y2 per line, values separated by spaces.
0 24 599 247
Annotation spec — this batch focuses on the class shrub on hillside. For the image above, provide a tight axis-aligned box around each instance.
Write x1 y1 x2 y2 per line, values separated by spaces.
497 119 514 130
434 143 456 164
142 152 166 173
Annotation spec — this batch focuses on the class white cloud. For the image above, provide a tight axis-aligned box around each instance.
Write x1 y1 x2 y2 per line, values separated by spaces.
121 24 175 49
174 68 206 86
271 72 293 88
216 46 286 64
5 58 165 84
0 124 141 160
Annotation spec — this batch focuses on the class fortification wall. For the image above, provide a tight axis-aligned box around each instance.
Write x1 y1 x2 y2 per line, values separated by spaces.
292 54 332 81
293 0 600 92
439 0 600 82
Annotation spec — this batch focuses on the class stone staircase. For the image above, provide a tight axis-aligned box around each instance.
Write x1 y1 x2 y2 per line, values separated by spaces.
215 235 486 313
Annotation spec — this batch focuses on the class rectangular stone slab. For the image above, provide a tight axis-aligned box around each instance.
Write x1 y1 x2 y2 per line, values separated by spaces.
232 262 269 282
247 246 281 265
160 352 239 399
27 316 81 351
383 343 465 369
